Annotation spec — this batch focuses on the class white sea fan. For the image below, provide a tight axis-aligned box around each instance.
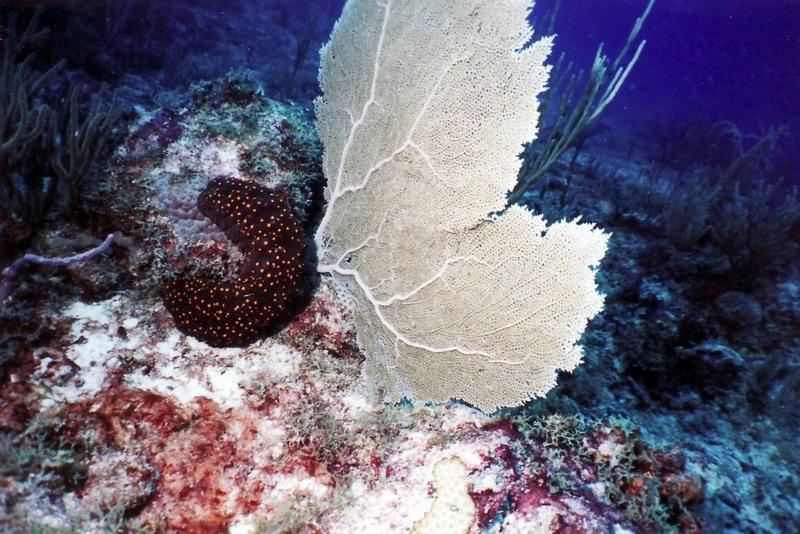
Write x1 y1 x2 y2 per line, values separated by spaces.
314 0 609 412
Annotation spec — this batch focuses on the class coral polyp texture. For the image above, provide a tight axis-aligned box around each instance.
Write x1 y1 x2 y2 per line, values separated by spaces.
164 177 306 347
314 0 609 411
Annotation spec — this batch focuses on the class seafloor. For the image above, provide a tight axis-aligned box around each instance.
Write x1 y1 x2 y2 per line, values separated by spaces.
1 3 799 533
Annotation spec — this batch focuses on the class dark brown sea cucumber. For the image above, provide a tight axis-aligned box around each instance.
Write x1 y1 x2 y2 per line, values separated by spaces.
163 178 306 347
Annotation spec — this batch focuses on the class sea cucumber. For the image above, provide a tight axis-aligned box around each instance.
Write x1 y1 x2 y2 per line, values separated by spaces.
164 178 306 347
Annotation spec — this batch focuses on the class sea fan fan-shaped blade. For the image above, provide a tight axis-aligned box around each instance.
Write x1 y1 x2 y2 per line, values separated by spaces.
315 0 609 412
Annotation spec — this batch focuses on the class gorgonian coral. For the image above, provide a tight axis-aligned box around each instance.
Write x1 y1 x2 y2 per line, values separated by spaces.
313 0 608 412
164 178 306 347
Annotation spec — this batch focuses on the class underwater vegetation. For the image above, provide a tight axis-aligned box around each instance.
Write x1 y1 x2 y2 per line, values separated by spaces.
0 8 122 314
0 0 797 532
511 0 654 204
0 10 118 227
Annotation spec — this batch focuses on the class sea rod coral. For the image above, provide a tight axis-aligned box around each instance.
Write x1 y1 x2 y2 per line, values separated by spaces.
314 0 609 412
0 233 115 304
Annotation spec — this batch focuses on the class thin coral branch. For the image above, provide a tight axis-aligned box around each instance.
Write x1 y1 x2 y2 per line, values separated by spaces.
508 0 655 205
0 233 115 304
0 18 61 161
48 86 119 211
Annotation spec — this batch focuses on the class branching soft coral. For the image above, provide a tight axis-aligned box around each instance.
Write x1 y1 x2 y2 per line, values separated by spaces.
0 10 118 225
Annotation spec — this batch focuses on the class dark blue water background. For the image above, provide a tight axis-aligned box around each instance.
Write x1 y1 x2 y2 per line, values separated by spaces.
534 0 799 181
12 0 796 178
544 1 798 129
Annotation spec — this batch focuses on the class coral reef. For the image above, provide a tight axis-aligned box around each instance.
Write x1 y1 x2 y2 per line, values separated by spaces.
0 283 702 532
95 70 322 300
0 65 709 530
0 1 797 531
518 114 800 531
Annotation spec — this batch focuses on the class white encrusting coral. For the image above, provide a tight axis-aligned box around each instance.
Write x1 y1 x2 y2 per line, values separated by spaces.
326 403 502 533
126 333 303 408
35 297 132 408
33 295 303 410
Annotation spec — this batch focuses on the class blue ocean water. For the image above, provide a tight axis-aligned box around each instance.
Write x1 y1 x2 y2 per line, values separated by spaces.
534 0 799 182
6 0 796 171
1 0 798 531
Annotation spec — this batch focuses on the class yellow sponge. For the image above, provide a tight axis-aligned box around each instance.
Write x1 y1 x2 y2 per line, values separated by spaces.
412 457 475 534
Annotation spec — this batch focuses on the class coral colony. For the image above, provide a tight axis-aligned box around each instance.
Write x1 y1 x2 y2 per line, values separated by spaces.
1 0 798 532
0 234 115 304
164 178 306 347
313 0 607 412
